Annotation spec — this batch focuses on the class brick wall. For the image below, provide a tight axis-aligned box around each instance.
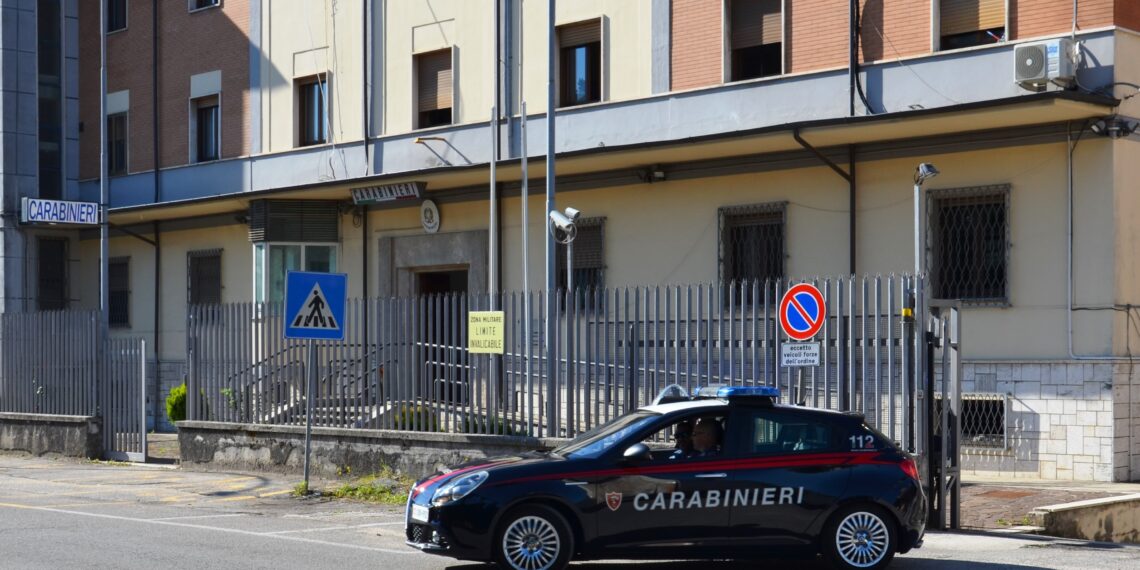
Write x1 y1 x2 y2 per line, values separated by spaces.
1012 0 1113 40
1118 0 1140 32
671 0 723 91
79 2 250 181
788 0 849 73
859 1 930 63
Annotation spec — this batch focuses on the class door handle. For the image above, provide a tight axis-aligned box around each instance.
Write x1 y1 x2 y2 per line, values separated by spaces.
695 473 727 478
564 481 589 486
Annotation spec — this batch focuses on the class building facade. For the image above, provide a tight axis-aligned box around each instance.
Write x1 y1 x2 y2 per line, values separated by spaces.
29 0 1140 479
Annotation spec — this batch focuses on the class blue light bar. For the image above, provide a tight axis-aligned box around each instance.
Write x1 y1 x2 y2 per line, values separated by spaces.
695 385 781 399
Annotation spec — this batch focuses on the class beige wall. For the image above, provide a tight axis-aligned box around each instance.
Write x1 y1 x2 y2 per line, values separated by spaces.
518 0 654 115
262 0 365 153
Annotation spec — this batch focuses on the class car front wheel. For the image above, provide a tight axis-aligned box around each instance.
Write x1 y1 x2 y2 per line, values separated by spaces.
494 504 573 570
823 504 897 570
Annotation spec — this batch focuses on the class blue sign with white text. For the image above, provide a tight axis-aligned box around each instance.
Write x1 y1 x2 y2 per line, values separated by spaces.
284 271 347 340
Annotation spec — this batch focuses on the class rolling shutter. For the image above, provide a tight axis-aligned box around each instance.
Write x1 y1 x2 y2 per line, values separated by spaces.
941 0 1004 37
248 200 339 243
559 19 600 48
732 0 782 49
417 49 453 113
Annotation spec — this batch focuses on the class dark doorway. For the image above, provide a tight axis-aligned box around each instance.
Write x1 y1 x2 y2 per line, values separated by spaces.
417 269 468 296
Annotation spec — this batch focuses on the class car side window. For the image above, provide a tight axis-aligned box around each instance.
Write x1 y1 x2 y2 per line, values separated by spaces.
746 411 838 455
637 415 726 461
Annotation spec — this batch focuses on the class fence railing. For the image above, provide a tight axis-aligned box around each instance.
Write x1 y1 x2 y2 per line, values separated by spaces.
188 275 925 449
0 310 100 416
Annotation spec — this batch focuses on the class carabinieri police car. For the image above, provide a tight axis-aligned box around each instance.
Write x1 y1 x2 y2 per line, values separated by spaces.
405 385 926 570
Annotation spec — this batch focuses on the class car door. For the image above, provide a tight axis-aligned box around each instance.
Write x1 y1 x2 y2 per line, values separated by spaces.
723 408 852 547
591 413 734 554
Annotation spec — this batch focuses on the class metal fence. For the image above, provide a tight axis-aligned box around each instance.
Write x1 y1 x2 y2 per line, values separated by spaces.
188 275 926 450
0 310 99 415
103 338 147 461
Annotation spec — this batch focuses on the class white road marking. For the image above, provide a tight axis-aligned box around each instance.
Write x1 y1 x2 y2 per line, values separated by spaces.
265 522 405 535
150 513 249 521
0 502 416 556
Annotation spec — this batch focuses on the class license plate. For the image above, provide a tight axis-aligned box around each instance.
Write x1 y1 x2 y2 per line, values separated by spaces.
411 504 429 523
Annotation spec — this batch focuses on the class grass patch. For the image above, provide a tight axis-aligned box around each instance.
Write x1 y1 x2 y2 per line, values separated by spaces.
292 481 310 497
86 458 132 467
329 467 414 505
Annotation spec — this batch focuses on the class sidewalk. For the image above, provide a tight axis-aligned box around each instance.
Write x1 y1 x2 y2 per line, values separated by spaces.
961 477 1140 530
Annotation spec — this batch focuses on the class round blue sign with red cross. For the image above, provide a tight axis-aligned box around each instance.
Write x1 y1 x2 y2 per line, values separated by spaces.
779 283 826 341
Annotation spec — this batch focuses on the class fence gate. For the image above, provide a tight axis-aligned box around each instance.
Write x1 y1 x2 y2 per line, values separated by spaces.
102 338 147 462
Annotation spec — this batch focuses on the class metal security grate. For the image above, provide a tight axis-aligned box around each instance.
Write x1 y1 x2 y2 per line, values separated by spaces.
719 203 785 303
935 392 1007 449
929 185 1009 304
556 217 605 306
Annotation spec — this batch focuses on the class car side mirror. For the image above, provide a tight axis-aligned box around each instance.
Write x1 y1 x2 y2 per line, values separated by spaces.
622 443 652 463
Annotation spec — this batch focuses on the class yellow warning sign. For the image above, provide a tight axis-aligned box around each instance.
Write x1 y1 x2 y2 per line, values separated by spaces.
468 311 505 354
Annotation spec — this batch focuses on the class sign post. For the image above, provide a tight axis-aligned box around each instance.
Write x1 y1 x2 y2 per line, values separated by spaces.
284 271 347 490
778 283 826 404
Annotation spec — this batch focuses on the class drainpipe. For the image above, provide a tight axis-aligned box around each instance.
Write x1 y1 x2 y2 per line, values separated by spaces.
849 0 856 117
152 0 162 430
363 0 370 175
1067 125 1116 361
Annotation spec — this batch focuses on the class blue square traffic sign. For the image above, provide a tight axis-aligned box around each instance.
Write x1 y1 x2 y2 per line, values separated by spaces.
284 271 347 340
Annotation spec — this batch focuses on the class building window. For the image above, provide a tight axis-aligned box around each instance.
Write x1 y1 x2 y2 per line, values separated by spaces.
416 49 453 129
107 112 128 176
254 244 337 306
188 249 222 306
38 0 63 200
719 203 785 301
297 75 327 146
189 0 220 12
558 20 601 107
192 96 220 162
109 258 130 327
929 185 1009 303
107 0 127 33
555 217 605 306
940 0 1004 50
728 0 782 81
37 238 68 311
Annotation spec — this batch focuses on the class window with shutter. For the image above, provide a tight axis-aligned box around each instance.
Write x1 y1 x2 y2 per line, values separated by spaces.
558 20 602 107
729 0 782 81
940 0 1005 50
417 49 453 128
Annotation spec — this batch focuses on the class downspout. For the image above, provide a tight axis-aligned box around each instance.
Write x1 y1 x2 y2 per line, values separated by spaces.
152 0 162 428
1067 124 1116 361
363 0 370 175
849 0 856 117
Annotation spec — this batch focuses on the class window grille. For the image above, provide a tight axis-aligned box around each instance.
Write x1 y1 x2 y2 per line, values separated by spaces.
928 185 1009 304
719 202 785 302
109 258 130 327
556 217 605 308
935 392 1008 449
188 249 222 306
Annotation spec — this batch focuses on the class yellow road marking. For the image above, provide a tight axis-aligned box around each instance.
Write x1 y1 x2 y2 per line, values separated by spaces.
209 495 257 503
258 489 293 498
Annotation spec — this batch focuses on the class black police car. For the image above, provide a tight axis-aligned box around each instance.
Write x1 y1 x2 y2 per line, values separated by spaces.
406 386 926 570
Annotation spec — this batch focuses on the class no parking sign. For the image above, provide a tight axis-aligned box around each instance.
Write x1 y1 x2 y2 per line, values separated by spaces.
779 283 825 366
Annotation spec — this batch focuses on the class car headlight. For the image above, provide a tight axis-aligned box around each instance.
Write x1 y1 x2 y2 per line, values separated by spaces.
431 470 489 507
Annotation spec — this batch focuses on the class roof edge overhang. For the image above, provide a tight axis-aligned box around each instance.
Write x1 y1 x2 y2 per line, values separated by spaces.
108 90 1118 226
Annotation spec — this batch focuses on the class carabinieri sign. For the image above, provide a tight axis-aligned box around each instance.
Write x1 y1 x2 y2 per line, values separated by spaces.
20 198 101 225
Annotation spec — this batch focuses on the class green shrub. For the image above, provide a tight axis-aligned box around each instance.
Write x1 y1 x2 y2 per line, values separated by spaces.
394 404 440 431
166 383 187 424
460 415 518 436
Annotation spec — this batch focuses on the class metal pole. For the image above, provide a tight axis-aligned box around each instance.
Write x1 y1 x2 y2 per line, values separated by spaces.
140 339 148 459
489 105 498 299
544 0 557 437
914 182 922 280
566 240 573 303
99 0 109 417
304 340 316 489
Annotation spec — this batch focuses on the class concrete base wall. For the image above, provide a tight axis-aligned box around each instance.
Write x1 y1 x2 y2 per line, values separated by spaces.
0 413 102 458
1031 494 1140 543
177 420 568 480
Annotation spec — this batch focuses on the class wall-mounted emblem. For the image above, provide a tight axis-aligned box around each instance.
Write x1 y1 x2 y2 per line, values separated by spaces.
421 199 440 234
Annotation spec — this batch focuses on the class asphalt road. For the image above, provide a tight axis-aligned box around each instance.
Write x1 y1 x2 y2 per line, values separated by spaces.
2 455 1139 570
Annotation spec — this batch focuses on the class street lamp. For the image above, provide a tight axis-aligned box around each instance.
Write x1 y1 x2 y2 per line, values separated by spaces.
913 163 939 279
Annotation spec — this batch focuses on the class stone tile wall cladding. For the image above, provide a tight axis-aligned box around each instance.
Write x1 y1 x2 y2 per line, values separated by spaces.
959 361 1139 483
148 360 187 433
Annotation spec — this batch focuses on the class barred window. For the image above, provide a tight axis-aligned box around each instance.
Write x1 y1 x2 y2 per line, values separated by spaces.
719 203 785 297
929 185 1009 304
188 249 222 306
556 217 605 305
935 393 1007 449
109 258 130 327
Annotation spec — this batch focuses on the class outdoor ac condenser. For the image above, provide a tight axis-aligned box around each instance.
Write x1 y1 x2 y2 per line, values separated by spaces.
1015 38 1076 91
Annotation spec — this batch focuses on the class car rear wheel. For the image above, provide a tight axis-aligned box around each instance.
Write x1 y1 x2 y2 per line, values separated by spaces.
823 504 896 570
494 505 573 570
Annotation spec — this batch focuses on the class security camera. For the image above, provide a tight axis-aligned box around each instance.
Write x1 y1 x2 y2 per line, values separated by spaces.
563 207 581 222
549 210 577 244
914 163 940 185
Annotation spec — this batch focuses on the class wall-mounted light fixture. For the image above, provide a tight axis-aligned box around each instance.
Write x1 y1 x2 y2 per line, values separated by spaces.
1089 116 1137 139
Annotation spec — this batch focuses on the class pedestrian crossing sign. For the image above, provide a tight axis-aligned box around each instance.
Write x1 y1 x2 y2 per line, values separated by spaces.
284 271 347 340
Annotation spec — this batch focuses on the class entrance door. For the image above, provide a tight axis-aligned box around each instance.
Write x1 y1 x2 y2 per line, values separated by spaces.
416 269 468 296
416 269 469 409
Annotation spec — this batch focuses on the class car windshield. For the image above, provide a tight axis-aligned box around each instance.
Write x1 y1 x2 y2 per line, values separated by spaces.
551 411 660 459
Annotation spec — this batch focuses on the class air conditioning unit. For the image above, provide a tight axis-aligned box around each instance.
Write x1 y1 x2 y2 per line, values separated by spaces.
1015 38 1076 91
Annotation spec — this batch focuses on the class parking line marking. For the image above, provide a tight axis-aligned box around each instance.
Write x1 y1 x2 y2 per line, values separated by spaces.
0 502 416 556
265 522 406 535
151 514 249 521
258 489 293 498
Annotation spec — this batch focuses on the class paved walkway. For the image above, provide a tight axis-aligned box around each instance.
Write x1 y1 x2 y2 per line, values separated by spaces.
961 478 1140 530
